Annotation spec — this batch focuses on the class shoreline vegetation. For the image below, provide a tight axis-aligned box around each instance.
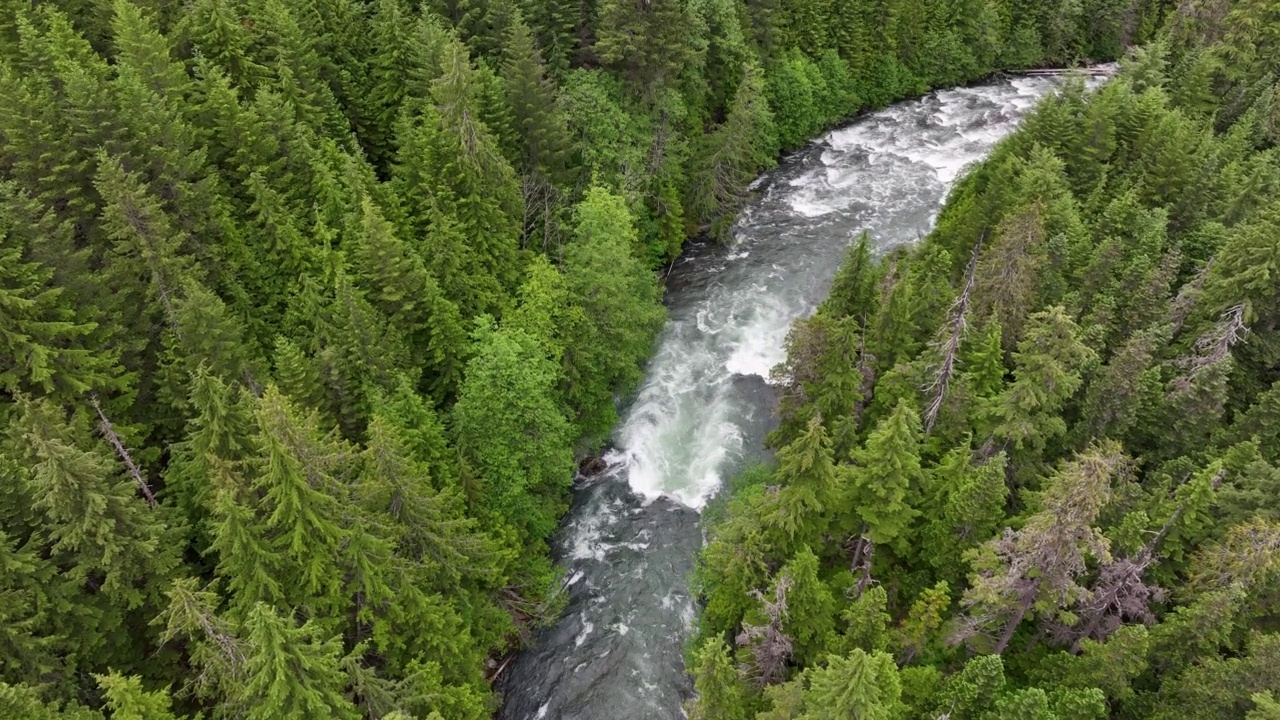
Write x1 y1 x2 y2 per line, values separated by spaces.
0 0 1178 717
688 3 1280 719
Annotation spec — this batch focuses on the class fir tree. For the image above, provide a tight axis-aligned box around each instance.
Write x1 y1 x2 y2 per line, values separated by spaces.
844 399 924 549
241 603 360 720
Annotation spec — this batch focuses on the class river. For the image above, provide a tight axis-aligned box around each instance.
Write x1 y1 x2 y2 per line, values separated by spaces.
497 75 1069 720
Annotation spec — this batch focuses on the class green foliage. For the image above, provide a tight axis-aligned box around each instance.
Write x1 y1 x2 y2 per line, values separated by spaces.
0 0 1202 716
452 319 574 548
694 17 1280 720
558 186 666 442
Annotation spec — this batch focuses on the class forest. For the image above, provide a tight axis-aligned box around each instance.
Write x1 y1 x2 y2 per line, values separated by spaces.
688 2 1280 719
0 0 1236 717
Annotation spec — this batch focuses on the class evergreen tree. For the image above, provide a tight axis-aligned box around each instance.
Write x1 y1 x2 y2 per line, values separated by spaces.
688 636 752 720
987 306 1096 460
958 444 1123 654
95 672 179 720
687 61 778 236
559 186 665 442
844 399 924 549
241 603 360 720
594 0 694 95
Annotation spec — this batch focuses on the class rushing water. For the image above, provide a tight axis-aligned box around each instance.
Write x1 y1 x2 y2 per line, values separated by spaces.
497 75 1068 720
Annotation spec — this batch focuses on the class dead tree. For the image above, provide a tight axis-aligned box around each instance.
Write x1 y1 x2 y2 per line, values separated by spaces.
89 394 157 507
1062 468 1224 652
923 240 982 433
736 574 794 687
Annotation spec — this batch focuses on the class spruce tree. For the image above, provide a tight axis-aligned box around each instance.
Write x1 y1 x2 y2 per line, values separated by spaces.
241 603 360 720
688 637 752 720
957 444 1123 654
844 399 924 549
801 648 902 720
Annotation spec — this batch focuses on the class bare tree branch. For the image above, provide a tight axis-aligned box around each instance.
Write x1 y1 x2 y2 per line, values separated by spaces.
735 573 793 687
924 240 982 433
88 394 157 507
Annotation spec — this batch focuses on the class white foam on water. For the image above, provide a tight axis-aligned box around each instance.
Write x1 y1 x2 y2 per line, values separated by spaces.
615 74 1079 510
575 621 594 648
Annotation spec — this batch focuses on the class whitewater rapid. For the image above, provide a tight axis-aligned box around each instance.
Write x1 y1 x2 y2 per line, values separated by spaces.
498 75 1070 720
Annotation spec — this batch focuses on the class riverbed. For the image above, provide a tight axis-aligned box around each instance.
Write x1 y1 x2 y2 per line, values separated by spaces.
498 75 1070 720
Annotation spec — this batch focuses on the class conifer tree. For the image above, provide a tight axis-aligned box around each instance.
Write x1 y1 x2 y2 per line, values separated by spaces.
352 198 468 398
250 385 351 614
819 233 879 321
500 17 572 184
241 603 360 720
0 206 108 400
776 546 837 666
844 399 924 549
362 0 416 171
957 444 1123 654
559 186 665 441
768 417 840 546
164 365 256 550
688 636 752 720
175 0 270 89
687 61 778 236
987 306 1096 460
594 0 694 95
923 448 1009 580
95 672 179 720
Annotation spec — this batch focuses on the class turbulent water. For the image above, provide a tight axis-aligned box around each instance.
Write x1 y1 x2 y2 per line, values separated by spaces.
497 76 1068 720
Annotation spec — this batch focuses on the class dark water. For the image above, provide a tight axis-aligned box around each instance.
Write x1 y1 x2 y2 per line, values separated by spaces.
497 75 1071 720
